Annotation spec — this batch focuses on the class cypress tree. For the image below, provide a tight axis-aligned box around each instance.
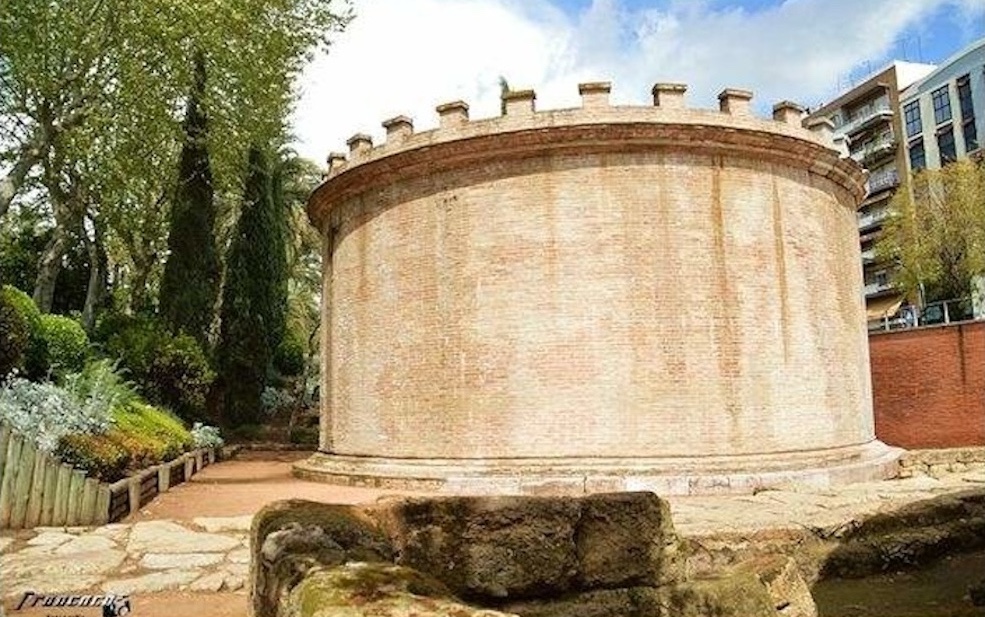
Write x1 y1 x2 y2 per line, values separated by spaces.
217 147 288 426
159 53 221 347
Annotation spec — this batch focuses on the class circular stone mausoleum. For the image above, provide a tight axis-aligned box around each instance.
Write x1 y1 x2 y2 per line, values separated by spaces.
298 81 901 495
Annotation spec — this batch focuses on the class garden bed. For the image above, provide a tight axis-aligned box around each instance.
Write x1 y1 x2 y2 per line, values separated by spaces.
0 421 218 529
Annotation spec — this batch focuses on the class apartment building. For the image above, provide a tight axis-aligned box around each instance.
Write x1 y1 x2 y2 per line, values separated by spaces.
805 61 936 323
900 38 985 172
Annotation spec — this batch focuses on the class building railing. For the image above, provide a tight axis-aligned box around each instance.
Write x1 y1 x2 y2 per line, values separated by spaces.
858 207 889 230
850 134 896 165
866 168 900 194
864 281 895 296
868 297 979 332
842 102 893 136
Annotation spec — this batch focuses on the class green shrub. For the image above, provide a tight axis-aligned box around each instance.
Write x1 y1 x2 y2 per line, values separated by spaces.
38 314 88 376
226 423 263 442
56 432 130 482
102 316 214 422
273 330 306 377
0 291 29 377
100 314 161 377
148 334 215 422
2 285 45 377
191 422 224 448
112 402 194 463
56 401 195 482
288 425 318 447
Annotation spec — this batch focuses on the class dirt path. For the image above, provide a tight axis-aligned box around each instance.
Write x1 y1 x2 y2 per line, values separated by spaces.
124 449 411 522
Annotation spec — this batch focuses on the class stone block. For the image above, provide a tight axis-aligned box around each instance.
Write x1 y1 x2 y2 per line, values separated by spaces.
375 495 581 601
251 499 393 617
576 492 682 589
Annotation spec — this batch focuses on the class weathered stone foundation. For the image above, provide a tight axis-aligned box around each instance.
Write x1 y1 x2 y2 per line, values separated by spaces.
251 493 817 617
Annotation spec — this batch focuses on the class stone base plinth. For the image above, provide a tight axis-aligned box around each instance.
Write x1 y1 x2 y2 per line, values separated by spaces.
293 440 902 496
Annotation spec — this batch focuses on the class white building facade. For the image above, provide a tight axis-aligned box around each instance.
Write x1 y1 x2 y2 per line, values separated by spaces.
901 38 985 172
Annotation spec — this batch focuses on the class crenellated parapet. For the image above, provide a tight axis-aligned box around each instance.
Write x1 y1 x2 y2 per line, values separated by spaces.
311 81 863 230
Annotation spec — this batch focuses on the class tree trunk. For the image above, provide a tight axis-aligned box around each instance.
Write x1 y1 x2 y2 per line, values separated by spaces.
81 218 107 333
0 143 43 220
32 226 74 313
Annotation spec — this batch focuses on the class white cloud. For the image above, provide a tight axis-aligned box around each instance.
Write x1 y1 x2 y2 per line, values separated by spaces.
292 0 984 163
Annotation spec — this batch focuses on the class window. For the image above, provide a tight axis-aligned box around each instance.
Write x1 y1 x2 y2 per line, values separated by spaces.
904 100 922 137
964 120 979 153
957 74 979 152
932 85 952 125
957 75 974 119
937 126 957 165
909 137 926 171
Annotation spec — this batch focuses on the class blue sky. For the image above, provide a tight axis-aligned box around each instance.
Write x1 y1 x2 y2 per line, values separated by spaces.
293 0 985 161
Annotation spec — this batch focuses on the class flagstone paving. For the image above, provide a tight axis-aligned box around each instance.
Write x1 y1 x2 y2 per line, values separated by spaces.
1 450 983 615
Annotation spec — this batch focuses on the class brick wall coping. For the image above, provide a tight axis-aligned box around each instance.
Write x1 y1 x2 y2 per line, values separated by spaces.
308 82 865 230
868 319 985 337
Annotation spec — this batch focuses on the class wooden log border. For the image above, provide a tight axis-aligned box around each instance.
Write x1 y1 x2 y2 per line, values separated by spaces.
0 422 218 529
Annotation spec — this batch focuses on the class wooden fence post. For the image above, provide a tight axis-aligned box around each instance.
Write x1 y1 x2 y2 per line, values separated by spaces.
81 478 99 525
128 477 141 516
25 451 47 527
10 440 37 529
184 454 194 480
0 433 22 527
95 483 111 525
40 458 59 526
158 464 170 493
66 469 85 526
52 464 72 526
0 423 11 489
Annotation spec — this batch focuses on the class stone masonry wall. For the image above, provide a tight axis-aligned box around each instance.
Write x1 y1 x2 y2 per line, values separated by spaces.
326 150 869 459
870 321 985 449
301 83 895 492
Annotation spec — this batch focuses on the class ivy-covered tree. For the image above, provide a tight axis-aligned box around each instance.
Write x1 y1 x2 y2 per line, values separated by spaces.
217 147 289 426
158 55 221 346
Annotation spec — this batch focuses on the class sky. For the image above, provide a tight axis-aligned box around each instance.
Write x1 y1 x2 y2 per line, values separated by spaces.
292 0 985 163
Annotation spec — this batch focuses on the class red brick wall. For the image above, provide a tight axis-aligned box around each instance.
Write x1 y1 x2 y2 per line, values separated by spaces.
870 322 985 448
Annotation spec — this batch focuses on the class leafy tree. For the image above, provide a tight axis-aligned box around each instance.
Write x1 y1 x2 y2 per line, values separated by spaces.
877 160 985 302
158 55 221 346
217 147 289 426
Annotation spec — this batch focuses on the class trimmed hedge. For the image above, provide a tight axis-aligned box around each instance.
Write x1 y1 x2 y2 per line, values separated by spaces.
2 285 43 377
38 314 89 376
0 289 29 377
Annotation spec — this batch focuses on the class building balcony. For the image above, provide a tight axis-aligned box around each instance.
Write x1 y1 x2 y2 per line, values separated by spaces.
843 103 894 137
857 207 889 231
861 248 876 263
850 136 896 166
865 168 900 195
864 281 895 296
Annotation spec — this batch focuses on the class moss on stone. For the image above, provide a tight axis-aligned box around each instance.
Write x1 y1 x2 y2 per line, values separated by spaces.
288 563 516 617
